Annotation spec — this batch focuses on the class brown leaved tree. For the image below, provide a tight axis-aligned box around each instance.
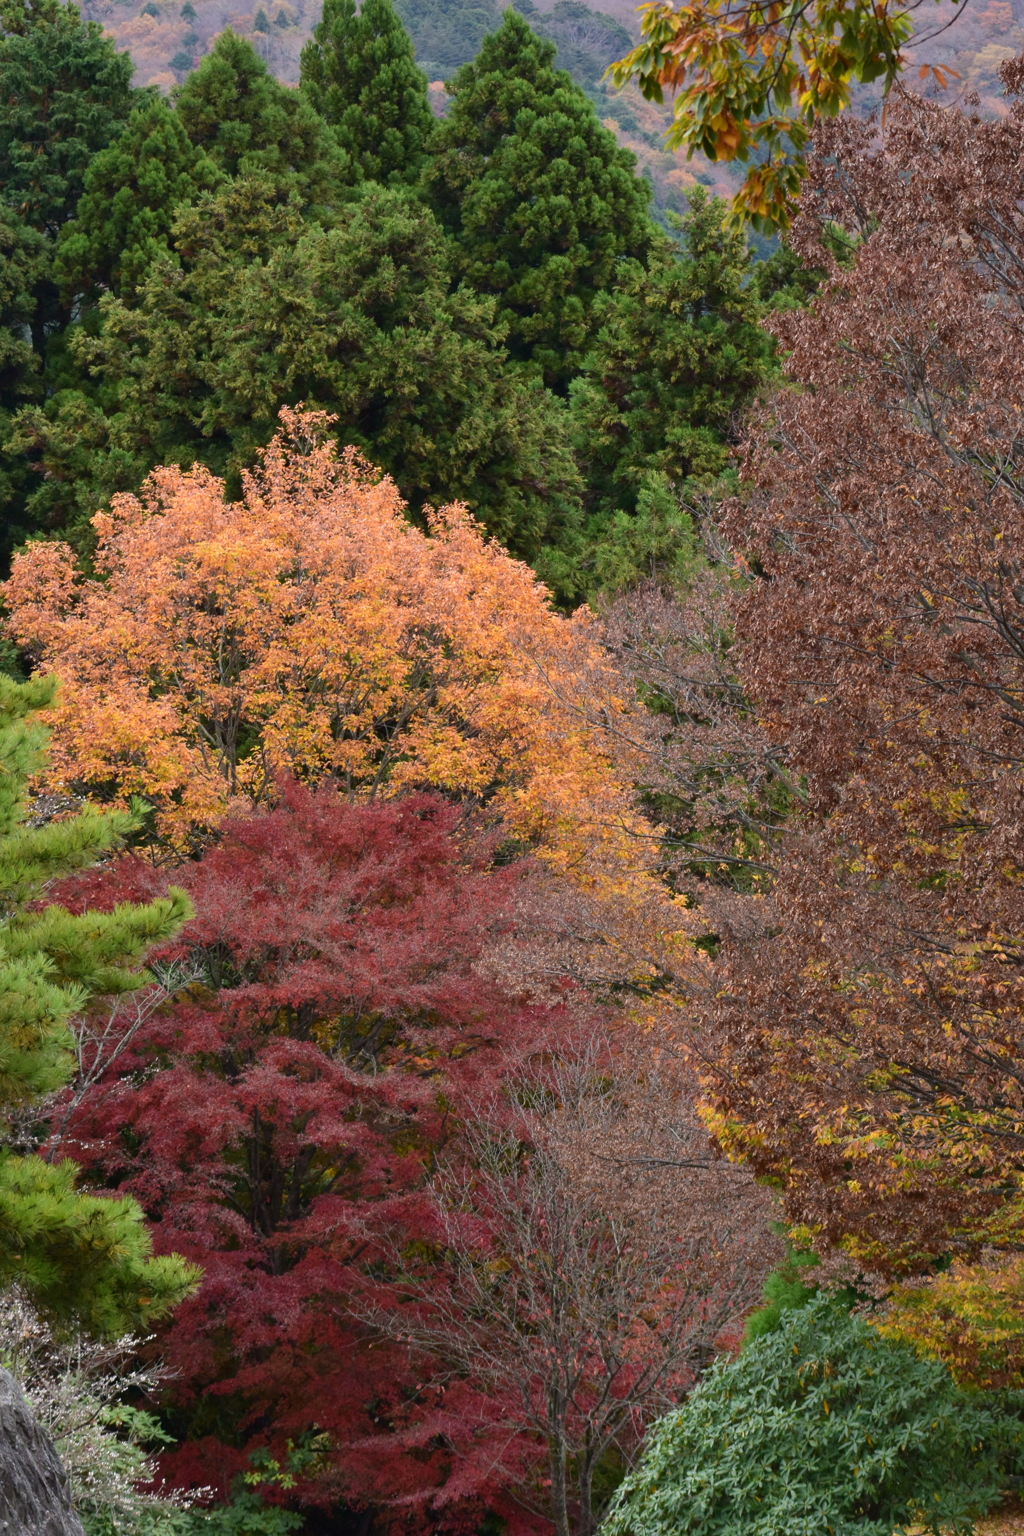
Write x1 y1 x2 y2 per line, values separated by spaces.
689 61 1024 1282
356 1042 774 1536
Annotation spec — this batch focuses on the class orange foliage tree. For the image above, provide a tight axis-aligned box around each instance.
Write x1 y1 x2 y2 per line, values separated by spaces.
3 410 650 897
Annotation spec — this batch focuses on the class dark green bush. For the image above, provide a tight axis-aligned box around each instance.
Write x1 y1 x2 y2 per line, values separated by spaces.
605 1294 1020 1536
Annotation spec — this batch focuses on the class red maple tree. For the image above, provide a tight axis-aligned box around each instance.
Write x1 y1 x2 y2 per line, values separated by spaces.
53 780 567 1526
51 778 770 1527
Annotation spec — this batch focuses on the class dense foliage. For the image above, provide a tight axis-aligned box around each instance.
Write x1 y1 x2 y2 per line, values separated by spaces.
605 1295 1014 1536
2 412 629 866
568 189 771 592
15 181 582 559
54 96 221 303
171 29 346 199
37 780 765 1528
695 67 1024 1283
0 0 776 601
7 0 1024 1529
425 10 655 389
54 783 561 1514
0 675 196 1335
300 0 433 186
0 0 138 239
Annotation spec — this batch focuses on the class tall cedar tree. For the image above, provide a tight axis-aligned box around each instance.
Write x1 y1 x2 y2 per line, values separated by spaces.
0 674 196 1334
572 191 770 513
0 0 138 241
0 211 48 565
566 189 773 596
6 186 584 562
0 214 45 408
54 96 222 304
0 0 140 564
425 9 655 389
300 0 434 186
691 66 1024 1287
51 783 577 1520
172 29 350 205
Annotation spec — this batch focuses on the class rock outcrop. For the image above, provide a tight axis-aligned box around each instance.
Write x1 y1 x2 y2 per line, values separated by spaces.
0 1368 85 1536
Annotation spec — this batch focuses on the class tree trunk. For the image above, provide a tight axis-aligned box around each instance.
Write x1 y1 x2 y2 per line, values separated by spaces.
578 1445 594 1536
0 1367 86 1535
548 1436 571 1536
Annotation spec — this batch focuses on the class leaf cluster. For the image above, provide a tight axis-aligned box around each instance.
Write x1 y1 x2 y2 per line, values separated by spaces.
609 0 951 230
606 1294 1015 1536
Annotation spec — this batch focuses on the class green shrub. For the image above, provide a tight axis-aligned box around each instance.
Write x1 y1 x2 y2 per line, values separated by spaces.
604 1294 1019 1536
741 1246 821 1346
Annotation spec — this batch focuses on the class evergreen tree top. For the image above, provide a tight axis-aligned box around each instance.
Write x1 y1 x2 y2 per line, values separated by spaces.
426 7 654 388
0 0 140 236
433 7 565 152
174 29 351 203
54 95 222 303
300 0 433 187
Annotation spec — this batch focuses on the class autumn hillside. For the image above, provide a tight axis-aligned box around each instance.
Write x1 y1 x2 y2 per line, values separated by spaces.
5 0 1024 1531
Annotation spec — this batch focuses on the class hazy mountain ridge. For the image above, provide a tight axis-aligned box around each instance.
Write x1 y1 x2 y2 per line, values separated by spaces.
79 0 740 212
75 0 1024 221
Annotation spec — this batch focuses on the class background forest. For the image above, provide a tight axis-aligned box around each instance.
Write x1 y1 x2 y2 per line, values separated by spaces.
5 0 1024 1533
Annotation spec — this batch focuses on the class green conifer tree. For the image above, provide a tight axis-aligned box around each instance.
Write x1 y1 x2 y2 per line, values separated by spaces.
300 0 434 186
0 0 143 467
0 215 47 417
54 97 222 304
566 190 774 594
173 30 350 205
424 8 654 389
0 211 48 569
7 178 583 573
0 674 197 1334
0 0 139 241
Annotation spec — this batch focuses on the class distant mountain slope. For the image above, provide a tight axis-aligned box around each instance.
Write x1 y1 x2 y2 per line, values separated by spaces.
80 0 638 89
80 0 740 212
904 0 1024 114
84 0 1022 220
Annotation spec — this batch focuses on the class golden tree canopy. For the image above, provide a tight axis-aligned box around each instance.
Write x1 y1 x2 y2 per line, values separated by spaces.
4 411 640 887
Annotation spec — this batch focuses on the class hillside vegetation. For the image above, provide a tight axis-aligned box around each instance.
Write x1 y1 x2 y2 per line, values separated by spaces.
5 0 1024 1532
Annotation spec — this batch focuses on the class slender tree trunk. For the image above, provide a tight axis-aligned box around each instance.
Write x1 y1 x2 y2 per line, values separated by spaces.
0 1367 85 1535
578 1444 595 1536
548 1429 571 1536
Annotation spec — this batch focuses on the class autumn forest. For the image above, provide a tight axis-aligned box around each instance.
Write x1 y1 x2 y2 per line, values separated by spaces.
3 0 1024 1530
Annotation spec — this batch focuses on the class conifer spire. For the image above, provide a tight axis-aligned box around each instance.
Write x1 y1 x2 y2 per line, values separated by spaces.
425 8 655 389
300 0 433 186
175 29 349 203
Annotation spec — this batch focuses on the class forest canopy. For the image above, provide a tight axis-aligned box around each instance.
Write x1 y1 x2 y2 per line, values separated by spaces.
4 0 1024 1533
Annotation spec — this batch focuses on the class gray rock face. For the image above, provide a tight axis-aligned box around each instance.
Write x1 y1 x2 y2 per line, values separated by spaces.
0 1367 85 1535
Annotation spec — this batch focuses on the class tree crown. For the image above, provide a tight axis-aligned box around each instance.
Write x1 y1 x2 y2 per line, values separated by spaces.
300 0 434 186
425 7 654 388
